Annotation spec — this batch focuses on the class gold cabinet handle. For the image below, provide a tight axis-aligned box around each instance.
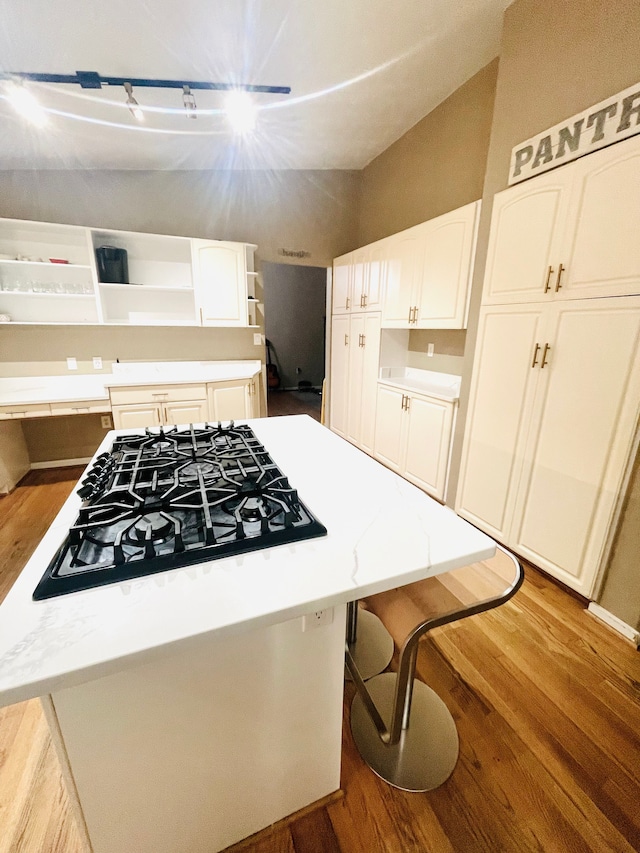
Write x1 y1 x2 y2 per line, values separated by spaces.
199 307 204 324
363 294 367 308
555 264 565 291
531 343 541 368
360 334 366 347
407 306 413 324
541 343 551 368
401 394 406 410
344 334 349 346
405 395 411 411
346 296 351 310
544 265 554 293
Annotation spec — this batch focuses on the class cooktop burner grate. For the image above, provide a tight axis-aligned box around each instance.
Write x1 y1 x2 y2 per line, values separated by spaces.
33 422 327 600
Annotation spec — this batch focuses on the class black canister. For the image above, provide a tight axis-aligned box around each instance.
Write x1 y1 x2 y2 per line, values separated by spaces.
95 246 129 284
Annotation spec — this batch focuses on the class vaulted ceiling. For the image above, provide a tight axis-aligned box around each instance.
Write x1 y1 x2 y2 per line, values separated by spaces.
0 0 509 170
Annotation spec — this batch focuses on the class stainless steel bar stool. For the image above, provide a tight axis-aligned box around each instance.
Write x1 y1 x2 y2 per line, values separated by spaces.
345 545 524 792
345 601 395 681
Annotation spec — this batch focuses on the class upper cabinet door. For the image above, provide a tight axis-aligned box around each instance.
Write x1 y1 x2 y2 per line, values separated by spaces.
365 241 386 312
482 171 573 305
382 230 421 326
192 240 247 327
561 134 640 300
416 201 479 328
332 253 352 314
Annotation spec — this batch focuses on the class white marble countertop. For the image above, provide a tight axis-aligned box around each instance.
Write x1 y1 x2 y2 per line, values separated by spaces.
378 368 461 401
0 360 262 406
0 415 494 707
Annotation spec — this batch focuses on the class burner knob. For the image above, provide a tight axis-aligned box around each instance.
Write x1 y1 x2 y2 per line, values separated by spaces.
77 484 94 499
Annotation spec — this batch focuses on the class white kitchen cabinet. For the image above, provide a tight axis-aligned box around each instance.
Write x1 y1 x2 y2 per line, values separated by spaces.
482 133 640 306
208 377 257 421
415 201 479 327
331 253 352 314
109 383 208 429
0 219 99 324
328 315 351 437
0 217 259 328
382 201 479 328
329 313 380 451
345 313 382 453
91 229 196 326
457 296 640 597
332 243 386 315
192 240 250 327
373 383 456 501
383 228 422 326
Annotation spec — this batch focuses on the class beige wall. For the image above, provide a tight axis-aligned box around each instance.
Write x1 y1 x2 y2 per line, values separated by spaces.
358 60 498 379
0 169 359 268
450 0 640 626
357 60 498 246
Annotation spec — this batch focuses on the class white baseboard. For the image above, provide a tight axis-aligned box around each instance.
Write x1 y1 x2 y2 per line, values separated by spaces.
587 602 640 646
31 457 91 470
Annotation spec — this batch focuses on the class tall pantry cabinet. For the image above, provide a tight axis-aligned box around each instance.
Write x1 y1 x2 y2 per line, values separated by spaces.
456 134 640 597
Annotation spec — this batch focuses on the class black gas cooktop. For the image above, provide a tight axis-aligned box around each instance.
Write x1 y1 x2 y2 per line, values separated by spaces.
33 422 327 600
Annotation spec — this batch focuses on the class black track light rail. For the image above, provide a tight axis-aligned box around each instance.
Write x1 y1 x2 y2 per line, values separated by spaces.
4 70 290 95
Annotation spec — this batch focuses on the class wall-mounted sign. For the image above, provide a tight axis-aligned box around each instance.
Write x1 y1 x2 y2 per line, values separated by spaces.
278 248 311 259
509 80 640 185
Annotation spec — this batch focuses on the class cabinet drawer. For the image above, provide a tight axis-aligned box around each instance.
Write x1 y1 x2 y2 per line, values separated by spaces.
109 383 207 405
0 403 51 420
50 399 111 416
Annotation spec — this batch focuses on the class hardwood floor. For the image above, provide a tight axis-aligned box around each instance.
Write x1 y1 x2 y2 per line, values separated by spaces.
267 389 323 422
1 469 639 852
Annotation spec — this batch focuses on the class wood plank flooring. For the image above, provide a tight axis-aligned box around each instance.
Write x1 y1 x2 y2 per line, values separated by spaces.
1 468 639 853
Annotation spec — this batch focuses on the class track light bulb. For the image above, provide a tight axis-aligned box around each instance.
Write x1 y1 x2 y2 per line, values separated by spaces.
123 82 144 121
182 85 197 118
4 80 48 127
224 90 256 134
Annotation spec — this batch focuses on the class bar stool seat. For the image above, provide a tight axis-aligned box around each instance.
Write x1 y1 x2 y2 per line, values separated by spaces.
346 545 524 792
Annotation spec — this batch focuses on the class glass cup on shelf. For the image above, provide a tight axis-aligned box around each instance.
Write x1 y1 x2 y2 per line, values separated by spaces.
81 280 94 294
32 279 45 293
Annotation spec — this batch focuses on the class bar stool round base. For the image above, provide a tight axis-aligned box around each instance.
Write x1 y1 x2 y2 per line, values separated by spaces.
345 609 394 682
350 673 459 792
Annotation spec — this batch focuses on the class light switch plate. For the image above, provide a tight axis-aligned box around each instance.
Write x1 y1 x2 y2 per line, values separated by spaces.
427 343 435 357
253 333 263 346
93 356 103 370
66 357 77 370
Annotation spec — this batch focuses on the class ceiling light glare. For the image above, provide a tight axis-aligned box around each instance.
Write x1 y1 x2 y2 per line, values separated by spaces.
224 91 256 134
4 80 48 127
123 82 144 122
183 85 197 119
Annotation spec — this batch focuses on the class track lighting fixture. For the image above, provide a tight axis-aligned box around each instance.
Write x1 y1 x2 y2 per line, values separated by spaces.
123 82 144 122
182 85 197 118
1 71 290 127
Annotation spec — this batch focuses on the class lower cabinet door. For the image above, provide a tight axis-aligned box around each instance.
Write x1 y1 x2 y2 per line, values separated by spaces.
163 400 208 426
329 315 351 438
112 404 162 429
208 380 250 421
346 315 365 445
403 395 454 500
511 297 640 597
359 314 382 454
373 385 405 471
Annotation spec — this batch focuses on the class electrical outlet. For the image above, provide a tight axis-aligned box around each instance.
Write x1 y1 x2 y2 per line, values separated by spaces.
101 415 112 429
427 343 435 357
66 357 77 370
302 607 334 631
93 356 103 370
253 333 262 346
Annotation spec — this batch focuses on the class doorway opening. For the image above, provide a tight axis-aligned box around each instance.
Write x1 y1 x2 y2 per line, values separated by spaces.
262 262 327 421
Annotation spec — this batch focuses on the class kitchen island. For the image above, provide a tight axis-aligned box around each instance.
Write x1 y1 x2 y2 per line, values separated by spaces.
0 415 494 853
